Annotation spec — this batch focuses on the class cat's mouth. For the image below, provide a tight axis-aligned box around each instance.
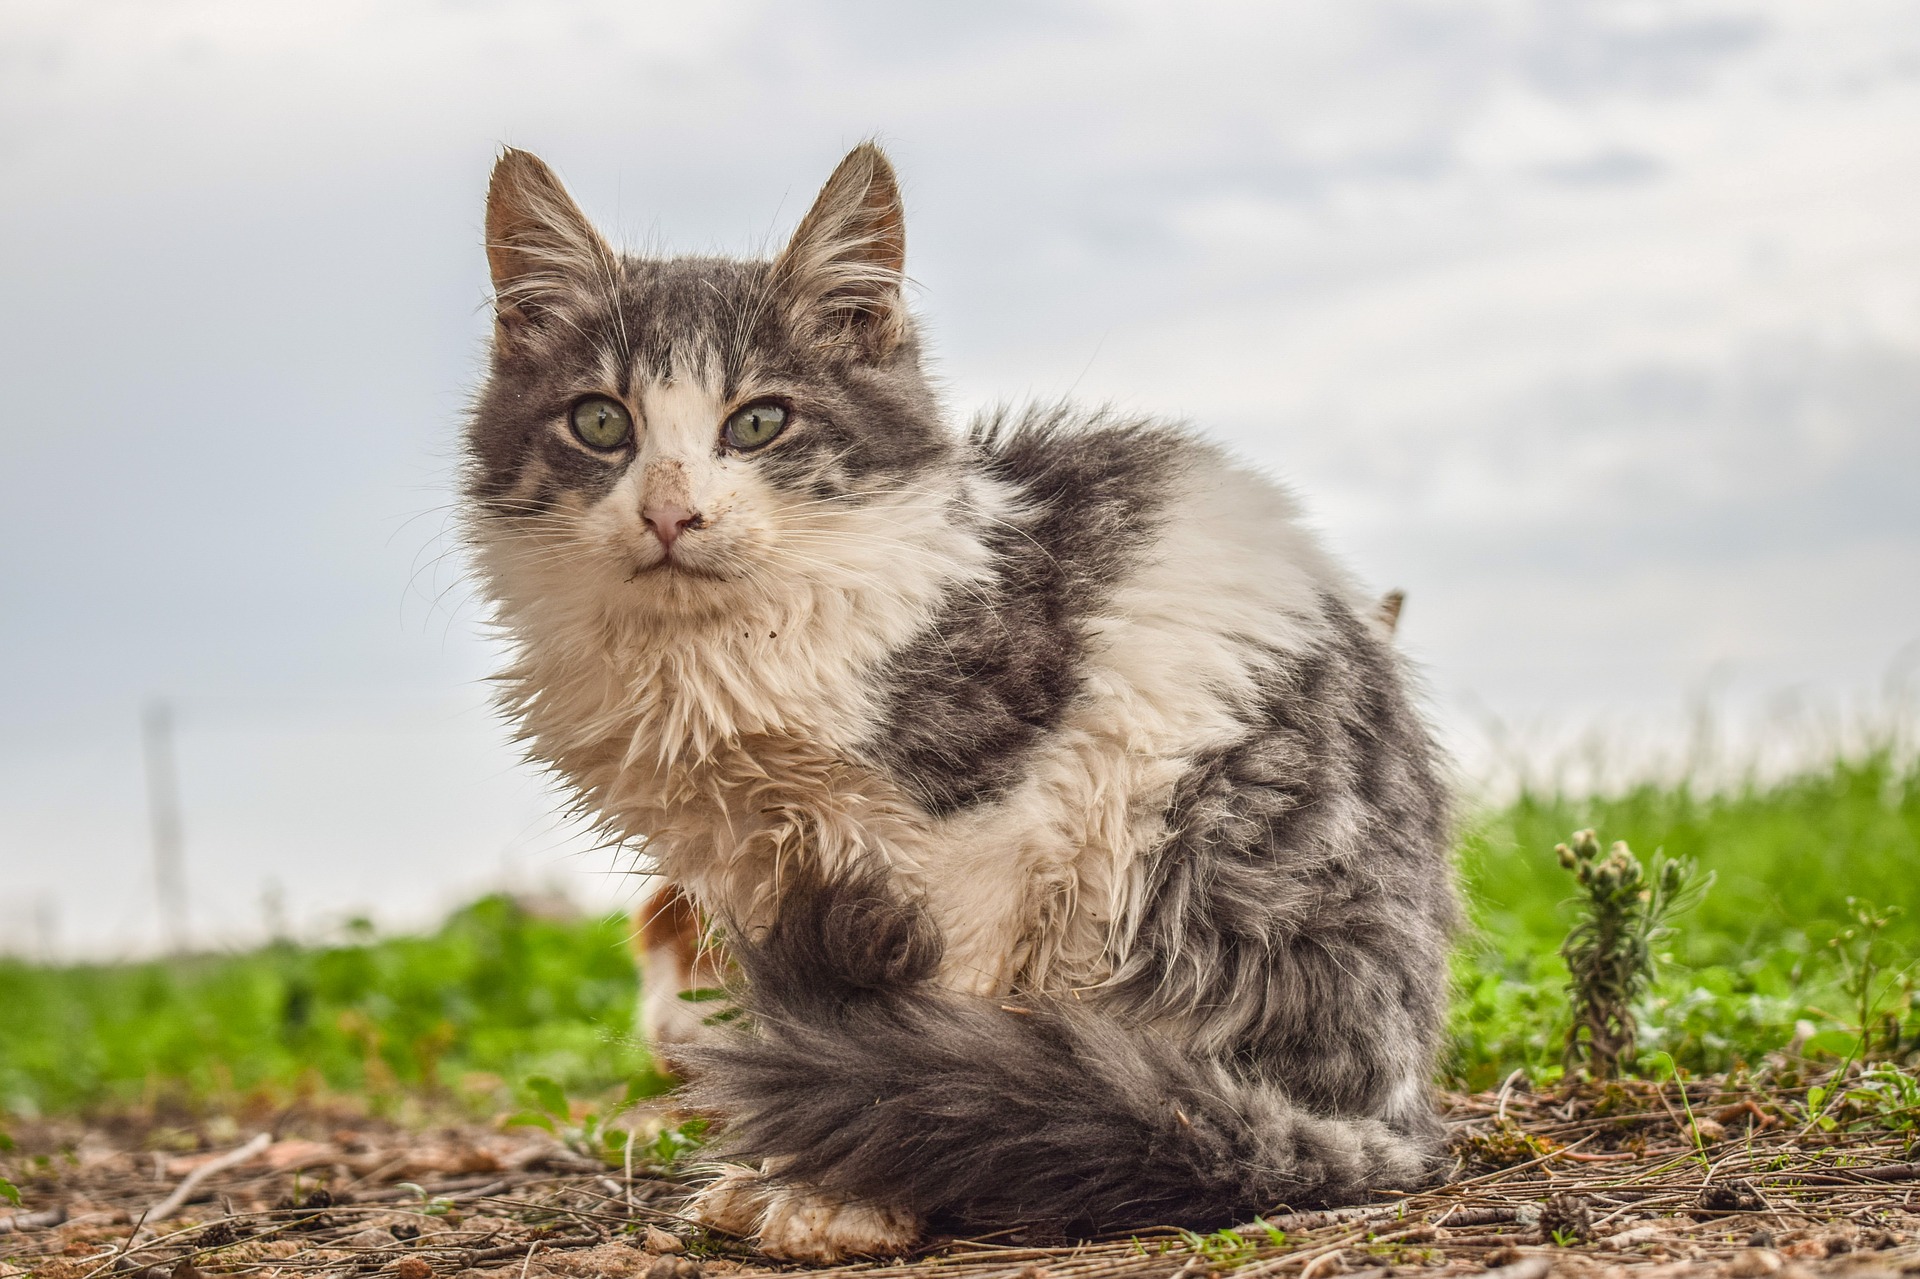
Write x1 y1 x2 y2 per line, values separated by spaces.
627 557 731 584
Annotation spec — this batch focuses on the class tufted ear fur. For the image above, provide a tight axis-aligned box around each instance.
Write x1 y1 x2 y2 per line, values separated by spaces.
484 148 616 342
773 142 908 360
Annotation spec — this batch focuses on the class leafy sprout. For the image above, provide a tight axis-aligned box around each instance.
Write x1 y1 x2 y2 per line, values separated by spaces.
506 1073 704 1170
1556 829 1710 1076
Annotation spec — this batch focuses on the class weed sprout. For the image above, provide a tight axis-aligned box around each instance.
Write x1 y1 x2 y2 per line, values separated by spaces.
1556 829 1710 1076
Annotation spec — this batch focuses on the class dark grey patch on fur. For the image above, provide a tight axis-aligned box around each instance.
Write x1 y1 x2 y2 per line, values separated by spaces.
857 405 1193 815
1103 591 1455 1129
465 255 954 521
684 863 1438 1240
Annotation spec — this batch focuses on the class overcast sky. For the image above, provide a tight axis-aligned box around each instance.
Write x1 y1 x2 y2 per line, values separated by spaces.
3 0 1917 957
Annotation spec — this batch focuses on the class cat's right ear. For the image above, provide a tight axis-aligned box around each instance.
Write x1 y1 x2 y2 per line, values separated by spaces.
484 148 614 343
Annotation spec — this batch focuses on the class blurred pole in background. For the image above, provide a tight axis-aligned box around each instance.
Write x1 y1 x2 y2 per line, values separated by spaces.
143 699 190 954
34 896 59 963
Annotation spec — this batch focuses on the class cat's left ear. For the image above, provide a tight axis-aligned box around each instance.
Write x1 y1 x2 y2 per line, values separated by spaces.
773 142 908 360
485 148 615 343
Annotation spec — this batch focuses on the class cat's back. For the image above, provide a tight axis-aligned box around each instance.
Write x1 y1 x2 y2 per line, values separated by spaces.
968 402 1378 663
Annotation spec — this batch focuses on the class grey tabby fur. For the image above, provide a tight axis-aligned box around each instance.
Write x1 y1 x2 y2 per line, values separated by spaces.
462 140 1457 1255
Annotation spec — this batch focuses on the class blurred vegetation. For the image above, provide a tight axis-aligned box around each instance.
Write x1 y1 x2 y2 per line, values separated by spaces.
0 748 1915 1117
0 896 665 1118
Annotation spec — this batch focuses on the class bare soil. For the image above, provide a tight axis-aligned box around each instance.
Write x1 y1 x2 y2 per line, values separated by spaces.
3 1073 1915 1279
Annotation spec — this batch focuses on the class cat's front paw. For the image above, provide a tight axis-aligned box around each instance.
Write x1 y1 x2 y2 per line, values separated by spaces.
755 1188 920 1262
686 1164 775 1237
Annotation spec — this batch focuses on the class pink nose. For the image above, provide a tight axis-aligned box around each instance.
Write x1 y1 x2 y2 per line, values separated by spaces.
643 505 699 550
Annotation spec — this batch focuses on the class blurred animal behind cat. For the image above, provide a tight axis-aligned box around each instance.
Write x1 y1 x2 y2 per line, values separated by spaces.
463 141 1456 1261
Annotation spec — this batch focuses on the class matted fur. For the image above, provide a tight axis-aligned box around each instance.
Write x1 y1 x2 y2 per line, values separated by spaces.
462 141 1457 1255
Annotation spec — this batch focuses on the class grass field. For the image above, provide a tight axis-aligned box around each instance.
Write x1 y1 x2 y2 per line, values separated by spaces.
2 748 1915 1120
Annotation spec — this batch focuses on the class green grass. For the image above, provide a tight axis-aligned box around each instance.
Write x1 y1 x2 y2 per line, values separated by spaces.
1452 746 1920 1088
1 749 1915 1118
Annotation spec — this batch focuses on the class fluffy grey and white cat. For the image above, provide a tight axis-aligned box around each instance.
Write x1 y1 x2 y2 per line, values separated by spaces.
463 142 1457 1261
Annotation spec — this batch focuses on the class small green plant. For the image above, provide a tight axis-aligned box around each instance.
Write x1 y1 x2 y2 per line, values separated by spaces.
508 1073 666 1166
1177 1226 1258 1266
1805 1064 1920 1133
642 1117 710 1172
1556 829 1708 1076
395 1181 457 1216
1828 898 1910 1058
1649 1051 1711 1168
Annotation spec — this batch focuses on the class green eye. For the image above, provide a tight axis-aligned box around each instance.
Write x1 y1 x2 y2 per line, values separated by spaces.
569 396 633 449
723 401 788 450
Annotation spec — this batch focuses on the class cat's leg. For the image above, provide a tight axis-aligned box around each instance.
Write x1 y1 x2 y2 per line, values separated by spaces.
633 881 720 1054
911 850 1036 998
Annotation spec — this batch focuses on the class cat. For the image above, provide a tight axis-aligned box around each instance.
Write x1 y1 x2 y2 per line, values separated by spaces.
463 141 1457 1262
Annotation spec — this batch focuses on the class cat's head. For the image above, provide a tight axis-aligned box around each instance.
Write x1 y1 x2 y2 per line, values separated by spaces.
464 143 961 629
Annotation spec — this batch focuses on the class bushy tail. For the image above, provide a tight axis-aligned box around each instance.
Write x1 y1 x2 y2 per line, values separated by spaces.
681 867 1441 1238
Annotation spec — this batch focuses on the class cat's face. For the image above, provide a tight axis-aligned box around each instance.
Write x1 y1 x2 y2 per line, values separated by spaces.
465 145 957 625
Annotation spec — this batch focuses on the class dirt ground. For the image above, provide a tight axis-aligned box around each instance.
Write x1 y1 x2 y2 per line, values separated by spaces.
3 1073 1916 1279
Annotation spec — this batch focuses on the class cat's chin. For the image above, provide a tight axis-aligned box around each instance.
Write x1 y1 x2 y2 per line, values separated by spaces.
617 556 748 620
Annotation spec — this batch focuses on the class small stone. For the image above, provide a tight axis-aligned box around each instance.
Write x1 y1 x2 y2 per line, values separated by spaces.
347 1228 399 1249
393 1258 433 1279
1604 1226 1662 1250
1728 1249 1783 1277
642 1226 685 1254
644 1259 699 1279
